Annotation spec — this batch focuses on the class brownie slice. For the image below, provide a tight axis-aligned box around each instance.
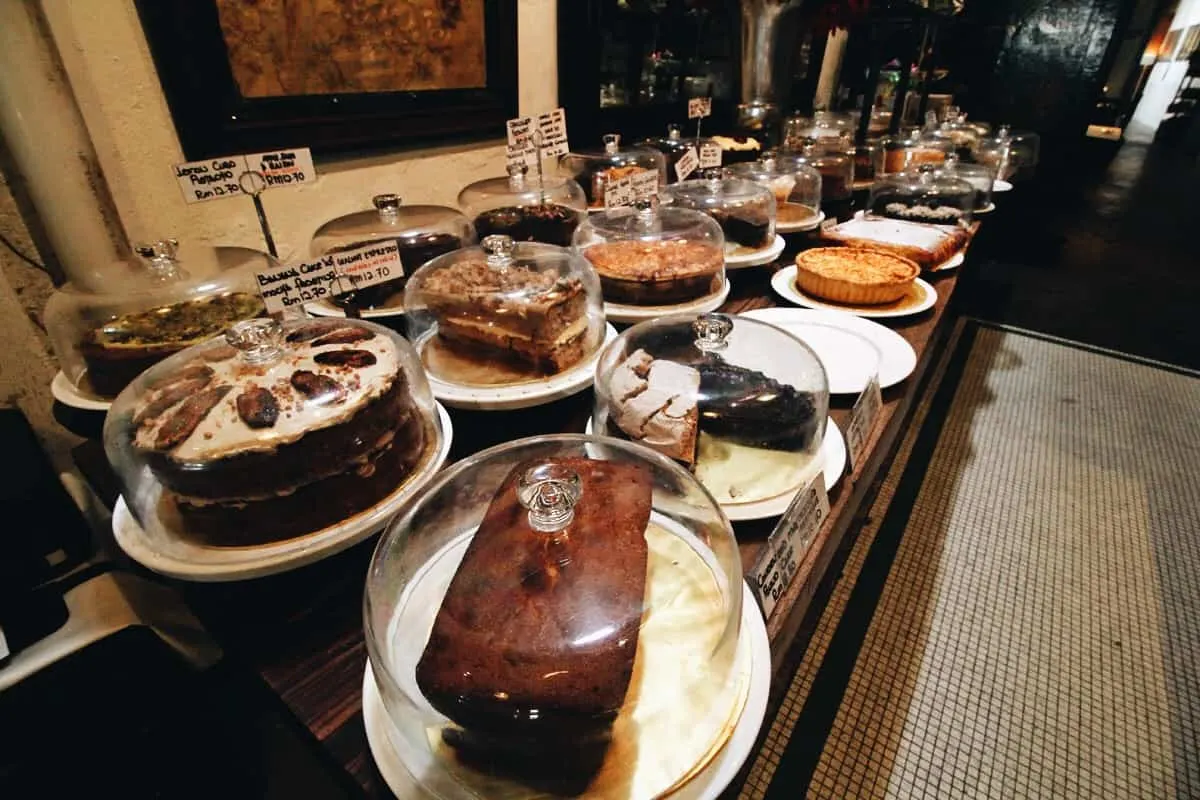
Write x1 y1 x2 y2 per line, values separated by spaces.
417 457 651 745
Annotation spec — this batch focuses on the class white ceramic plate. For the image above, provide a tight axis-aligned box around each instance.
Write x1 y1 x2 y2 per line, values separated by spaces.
932 251 966 272
51 371 112 412
304 300 404 320
739 308 916 393
725 235 785 269
771 266 937 319
585 416 845 521
974 202 996 215
605 279 731 324
777 210 826 234
362 579 771 800
993 179 1013 193
426 324 617 411
111 403 453 582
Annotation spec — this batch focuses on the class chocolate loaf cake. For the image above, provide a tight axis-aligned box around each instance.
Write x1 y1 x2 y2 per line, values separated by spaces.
80 292 264 397
130 320 430 542
419 257 589 374
417 457 652 743
582 240 724 305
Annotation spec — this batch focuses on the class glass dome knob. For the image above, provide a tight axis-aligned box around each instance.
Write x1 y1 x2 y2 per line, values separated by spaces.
997 125 1012 140
373 194 401 220
517 462 583 533
134 238 186 282
603 133 621 154
667 124 682 141
225 318 284 365
692 313 732 352
481 234 516 267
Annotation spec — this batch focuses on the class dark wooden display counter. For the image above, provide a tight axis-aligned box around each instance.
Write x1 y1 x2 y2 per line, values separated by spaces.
71 254 962 798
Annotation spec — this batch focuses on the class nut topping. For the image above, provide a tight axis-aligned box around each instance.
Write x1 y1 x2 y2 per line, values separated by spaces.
200 345 238 363
286 321 356 343
135 376 215 426
154 385 232 450
290 370 346 405
310 327 375 347
313 349 377 368
147 362 213 391
236 387 280 428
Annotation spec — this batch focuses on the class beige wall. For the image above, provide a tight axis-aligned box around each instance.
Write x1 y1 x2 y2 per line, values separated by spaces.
40 0 558 262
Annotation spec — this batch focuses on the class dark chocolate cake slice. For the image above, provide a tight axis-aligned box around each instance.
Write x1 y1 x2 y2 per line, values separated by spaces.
473 204 582 247
696 361 819 452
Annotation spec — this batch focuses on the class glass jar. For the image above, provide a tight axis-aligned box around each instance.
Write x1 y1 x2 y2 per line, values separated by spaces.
403 235 606 387
880 127 954 175
869 165 977 226
663 174 776 256
937 153 995 211
44 239 272 400
573 203 726 307
103 317 445 547
777 143 854 222
727 155 823 232
309 195 474 313
458 166 586 248
364 433 745 799
594 312 829 506
558 134 668 209
636 124 711 184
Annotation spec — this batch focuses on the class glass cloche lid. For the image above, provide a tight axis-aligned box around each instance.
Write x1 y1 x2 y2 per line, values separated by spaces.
403 234 606 388
636 124 709 184
44 239 273 400
594 312 829 507
971 125 1039 181
103 317 444 552
664 174 777 256
935 153 995 210
573 202 726 308
726 155 822 231
558 134 668 209
364 433 746 799
457 165 586 248
309 194 475 312
869 164 977 226
880 127 953 175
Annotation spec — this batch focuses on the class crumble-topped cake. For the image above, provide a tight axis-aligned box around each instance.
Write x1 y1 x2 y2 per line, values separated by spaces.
794 247 921 305
582 240 724 305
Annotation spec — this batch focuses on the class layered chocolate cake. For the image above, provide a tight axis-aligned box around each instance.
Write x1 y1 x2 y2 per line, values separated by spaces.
472 204 582 247
607 349 819 466
417 457 651 754
710 209 772 253
129 320 431 542
419 257 589 374
331 232 462 310
582 240 723 305
81 292 264 397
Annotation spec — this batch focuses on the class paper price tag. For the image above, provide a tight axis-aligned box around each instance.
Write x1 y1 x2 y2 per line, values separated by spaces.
506 140 538 171
255 257 342 314
330 240 405 293
820 217 839 232
506 115 534 147
535 108 570 157
752 475 830 619
674 147 700 182
688 97 712 119
604 170 660 210
174 147 314 204
698 142 722 169
846 375 883 471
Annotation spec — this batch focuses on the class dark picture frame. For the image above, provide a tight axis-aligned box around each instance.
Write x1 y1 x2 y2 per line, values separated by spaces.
134 0 518 160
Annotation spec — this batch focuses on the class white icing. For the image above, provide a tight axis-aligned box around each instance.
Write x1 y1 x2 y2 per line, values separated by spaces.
694 432 818 504
611 350 699 461
833 217 959 250
132 328 400 463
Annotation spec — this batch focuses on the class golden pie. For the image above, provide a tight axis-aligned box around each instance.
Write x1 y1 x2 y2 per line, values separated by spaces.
794 247 920 305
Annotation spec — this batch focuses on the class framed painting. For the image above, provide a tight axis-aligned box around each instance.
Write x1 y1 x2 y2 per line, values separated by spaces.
135 0 518 160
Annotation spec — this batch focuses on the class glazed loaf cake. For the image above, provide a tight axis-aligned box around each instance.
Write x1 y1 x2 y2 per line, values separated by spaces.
820 216 969 271
417 457 652 742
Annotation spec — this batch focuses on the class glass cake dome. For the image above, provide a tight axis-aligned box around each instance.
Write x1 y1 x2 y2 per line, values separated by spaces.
403 235 606 388
775 144 854 222
936 153 995 211
44 239 273 400
971 125 1039 181
726 155 823 232
782 111 855 155
869 165 977 226
103 317 445 553
663 174 777 256
364 433 747 800
594 313 829 507
309 195 474 313
635 124 709 184
880 127 953 175
573 203 726 308
457 165 586 248
558 134 668 210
